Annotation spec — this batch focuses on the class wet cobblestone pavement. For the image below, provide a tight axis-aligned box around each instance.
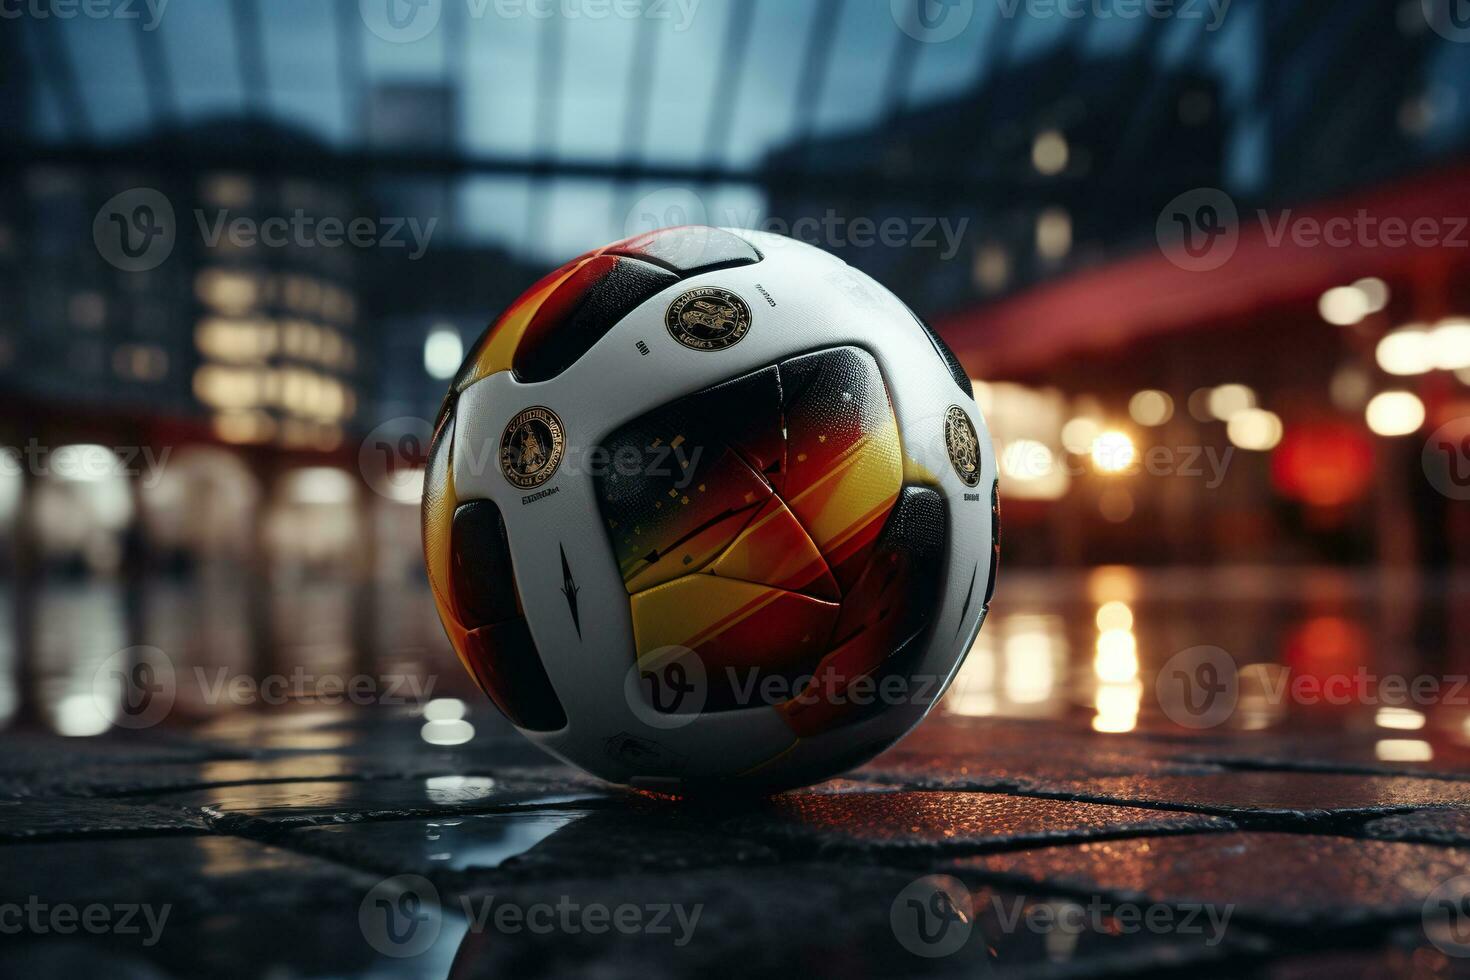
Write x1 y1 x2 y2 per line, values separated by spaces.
4 705 1470 978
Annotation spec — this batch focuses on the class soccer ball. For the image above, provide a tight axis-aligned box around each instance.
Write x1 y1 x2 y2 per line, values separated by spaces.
423 226 997 792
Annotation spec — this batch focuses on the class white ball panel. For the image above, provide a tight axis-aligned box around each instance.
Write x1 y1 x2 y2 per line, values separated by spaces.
448 232 995 785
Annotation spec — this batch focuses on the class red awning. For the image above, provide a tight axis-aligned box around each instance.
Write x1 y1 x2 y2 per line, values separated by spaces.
936 162 1470 376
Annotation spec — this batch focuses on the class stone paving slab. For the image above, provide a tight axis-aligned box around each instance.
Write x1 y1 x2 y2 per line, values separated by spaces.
436 866 1267 979
287 803 787 882
0 833 379 913
1042 773 1470 819
0 835 428 980
0 733 237 785
1361 807 1470 846
0 798 208 840
866 762 1470 819
143 775 613 832
856 750 1229 792
721 790 1233 855
4 708 1470 975
949 832 1470 929
39 752 599 798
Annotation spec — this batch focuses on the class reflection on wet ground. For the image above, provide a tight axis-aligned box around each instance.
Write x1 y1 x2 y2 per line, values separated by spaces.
1 567 1469 976
8 566 1470 742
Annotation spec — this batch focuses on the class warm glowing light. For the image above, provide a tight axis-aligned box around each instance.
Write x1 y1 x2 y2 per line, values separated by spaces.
1036 207 1072 260
421 720 475 746
195 269 259 314
944 633 997 717
1226 408 1284 451
1237 664 1287 731
1269 423 1374 507
423 698 468 722
1128 390 1174 427
1061 417 1101 455
1095 601 1134 632
1000 439 1069 500
1090 430 1137 474
1376 327 1433 376
194 365 265 410
49 445 117 483
54 694 110 736
1207 383 1256 421
1365 391 1426 436
1032 129 1069 176
424 326 464 380
973 244 1011 292
1000 439 1055 480
1002 618 1064 708
387 468 427 504
1375 707 1426 731
213 410 274 445
1430 318 1470 371
1092 681 1141 733
1375 739 1432 762
1087 566 1140 605
1094 630 1139 684
1318 285 1370 326
282 467 356 505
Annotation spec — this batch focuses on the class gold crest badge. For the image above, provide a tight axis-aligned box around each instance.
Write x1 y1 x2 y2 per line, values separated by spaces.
500 406 566 490
945 405 982 487
665 287 752 351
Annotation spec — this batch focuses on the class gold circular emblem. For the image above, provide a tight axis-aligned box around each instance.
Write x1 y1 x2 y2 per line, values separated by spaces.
945 406 982 487
665 287 752 351
500 406 565 490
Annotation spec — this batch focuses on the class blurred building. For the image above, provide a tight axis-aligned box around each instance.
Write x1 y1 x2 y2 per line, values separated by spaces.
7 120 364 450
764 47 1226 311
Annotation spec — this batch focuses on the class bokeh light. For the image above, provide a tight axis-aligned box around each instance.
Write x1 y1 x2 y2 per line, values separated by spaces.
1365 391 1426 436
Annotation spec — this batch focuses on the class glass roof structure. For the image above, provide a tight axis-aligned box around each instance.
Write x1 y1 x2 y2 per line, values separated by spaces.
9 0 1470 269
